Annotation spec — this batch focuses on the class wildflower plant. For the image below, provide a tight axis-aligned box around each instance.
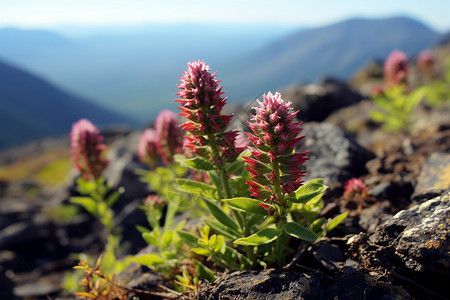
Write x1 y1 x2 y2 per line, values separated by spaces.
343 177 369 213
343 178 369 200
69 119 123 266
416 50 450 107
70 61 349 295
172 62 343 269
371 50 426 133
132 109 210 292
67 119 127 296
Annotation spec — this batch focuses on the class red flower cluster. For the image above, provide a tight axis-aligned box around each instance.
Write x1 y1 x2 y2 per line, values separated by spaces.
70 119 108 179
343 178 368 200
176 60 244 165
154 109 183 164
384 50 408 87
244 92 309 203
138 128 159 168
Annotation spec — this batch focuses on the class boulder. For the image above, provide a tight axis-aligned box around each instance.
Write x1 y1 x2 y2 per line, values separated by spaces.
296 122 375 186
348 191 450 298
196 269 322 300
281 78 364 122
412 152 450 201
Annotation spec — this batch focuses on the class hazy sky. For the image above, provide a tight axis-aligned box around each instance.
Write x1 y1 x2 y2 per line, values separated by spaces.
1 0 450 31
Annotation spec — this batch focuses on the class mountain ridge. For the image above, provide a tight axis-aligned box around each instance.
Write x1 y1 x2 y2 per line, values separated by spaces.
0 59 136 149
0 16 442 124
221 16 440 102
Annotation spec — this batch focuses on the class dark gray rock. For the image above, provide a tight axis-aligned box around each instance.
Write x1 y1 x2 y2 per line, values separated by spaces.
0 266 14 299
282 78 364 122
296 122 375 185
103 131 151 207
103 132 152 253
412 152 450 202
322 271 414 300
197 269 322 300
312 242 346 272
13 273 63 298
358 201 393 233
348 192 450 298
372 192 449 275
196 268 417 300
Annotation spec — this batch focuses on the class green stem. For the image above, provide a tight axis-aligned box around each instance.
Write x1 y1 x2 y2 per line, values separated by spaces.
207 132 245 230
243 212 256 265
271 157 289 264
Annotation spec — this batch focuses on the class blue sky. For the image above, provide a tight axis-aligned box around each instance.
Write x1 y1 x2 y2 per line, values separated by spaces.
1 0 450 32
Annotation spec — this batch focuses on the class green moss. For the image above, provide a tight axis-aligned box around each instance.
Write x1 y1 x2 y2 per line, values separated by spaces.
35 157 72 186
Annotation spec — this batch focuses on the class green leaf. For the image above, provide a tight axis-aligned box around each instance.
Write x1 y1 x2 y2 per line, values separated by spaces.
129 254 164 266
326 211 348 233
174 155 214 171
105 188 123 207
174 178 217 198
233 228 282 246
191 248 210 256
203 198 239 231
309 218 325 234
161 231 174 249
142 232 162 248
305 178 323 184
207 170 221 190
177 231 199 248
136 225 150 233
292 183 328 204
222 197 267 215
370 110 388 122
283 222 317 243
194 260 217 282
203 219 241 240
75 177 97 194
70 197 98 217
247 213 266 228
226 159 244 175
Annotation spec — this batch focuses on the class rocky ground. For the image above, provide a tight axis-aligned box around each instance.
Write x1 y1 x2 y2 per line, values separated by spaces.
1 58 450 299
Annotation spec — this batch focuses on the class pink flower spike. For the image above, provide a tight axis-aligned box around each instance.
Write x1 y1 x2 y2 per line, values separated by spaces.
70 119 108 179
245 91 308 199
154 109 183 164
138 128 159 168
417 49 435 78
384 50 408 87
175 60 238 165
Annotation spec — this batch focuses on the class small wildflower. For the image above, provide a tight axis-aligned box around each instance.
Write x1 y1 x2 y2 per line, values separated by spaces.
245 92 308 202
144 194 166 209
417 49 435 79
343 178 368 200
154 109 183 164
138 129 159 168
372 85 384 96
70 119 108 179
384 50 408 87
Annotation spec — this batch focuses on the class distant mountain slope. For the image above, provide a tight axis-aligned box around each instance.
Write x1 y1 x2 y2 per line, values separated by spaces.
0 17 442 121
0 25 292 122
222 16 440 102
0 60 136 149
